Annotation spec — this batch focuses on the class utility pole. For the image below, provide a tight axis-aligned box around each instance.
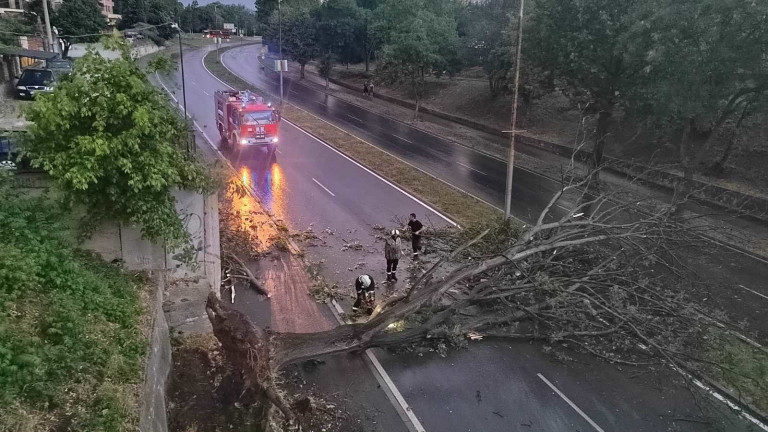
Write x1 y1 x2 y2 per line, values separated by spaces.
504 0 525 220
41 0 54 53
213 4 217 29
177 26 187 119
278 0 283 105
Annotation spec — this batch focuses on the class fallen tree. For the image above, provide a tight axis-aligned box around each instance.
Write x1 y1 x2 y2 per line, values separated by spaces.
208 167 764 430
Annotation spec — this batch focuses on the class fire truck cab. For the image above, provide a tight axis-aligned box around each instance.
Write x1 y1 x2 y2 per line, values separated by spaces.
215 90 280 151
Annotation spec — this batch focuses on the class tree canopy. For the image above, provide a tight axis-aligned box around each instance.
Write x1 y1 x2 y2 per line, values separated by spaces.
265 6 318 78
54 0 106 57
23 44 212 246
374 0 459 116
624 0 768 176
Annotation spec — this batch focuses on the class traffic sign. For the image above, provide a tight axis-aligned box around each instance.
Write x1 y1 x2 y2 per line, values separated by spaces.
275 60 288 72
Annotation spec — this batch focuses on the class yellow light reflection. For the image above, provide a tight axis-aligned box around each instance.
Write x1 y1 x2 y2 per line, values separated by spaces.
268 162 285 221
240 166 250 189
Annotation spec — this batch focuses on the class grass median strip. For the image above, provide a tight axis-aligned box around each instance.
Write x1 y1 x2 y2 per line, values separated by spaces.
204 48 501 227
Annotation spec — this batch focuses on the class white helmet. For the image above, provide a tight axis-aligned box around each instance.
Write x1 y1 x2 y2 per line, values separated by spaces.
358 274 372 288
390 229 400 237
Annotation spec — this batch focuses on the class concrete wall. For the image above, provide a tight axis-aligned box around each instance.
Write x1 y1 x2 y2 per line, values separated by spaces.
139 274 172 432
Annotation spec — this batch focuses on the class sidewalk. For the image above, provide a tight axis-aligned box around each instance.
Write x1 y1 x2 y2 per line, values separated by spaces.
263 54 768 258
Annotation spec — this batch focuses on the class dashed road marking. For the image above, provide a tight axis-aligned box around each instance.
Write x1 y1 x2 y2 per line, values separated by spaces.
393 134 413 144
738 284 768 301
312 178 336 197
457 161 487 175
537 373 606 432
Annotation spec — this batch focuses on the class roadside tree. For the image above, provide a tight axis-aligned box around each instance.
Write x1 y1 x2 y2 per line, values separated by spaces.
374 0 459 118
526 0 644 172
315 0 363 67
23 43 212 247
54 0 106 57
266 7 318 79
317 52 334 89
624 0 768 180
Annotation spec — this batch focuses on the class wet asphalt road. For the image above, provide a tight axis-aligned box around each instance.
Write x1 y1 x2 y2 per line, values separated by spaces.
222 44 768 340
154 45 762 432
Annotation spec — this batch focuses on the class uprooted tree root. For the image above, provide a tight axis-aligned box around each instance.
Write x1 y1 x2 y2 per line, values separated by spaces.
207 167 764 430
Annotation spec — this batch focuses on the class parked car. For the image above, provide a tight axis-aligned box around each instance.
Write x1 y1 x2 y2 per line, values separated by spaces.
15 68 55 99
47 58 74 78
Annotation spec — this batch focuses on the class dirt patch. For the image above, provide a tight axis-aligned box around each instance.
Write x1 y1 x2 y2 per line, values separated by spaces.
167 334 366 432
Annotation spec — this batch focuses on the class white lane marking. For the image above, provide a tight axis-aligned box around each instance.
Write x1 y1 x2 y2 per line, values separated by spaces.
316 101 328 107
738 284 768 301
190 79 197 86
457 161 487 176
537 373 606 432
326 300 426 432
212 53 459 227
393 134 413 144
312 178 336 197
276 148 282 154
202 89 210 96
672 367 768 432
347 114 363 122
365 350 426 432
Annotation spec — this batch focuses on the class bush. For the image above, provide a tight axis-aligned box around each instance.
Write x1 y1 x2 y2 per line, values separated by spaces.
0 173 146 431
23 44 213 247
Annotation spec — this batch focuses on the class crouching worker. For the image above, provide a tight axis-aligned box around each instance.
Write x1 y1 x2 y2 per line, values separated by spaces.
353 274 376 315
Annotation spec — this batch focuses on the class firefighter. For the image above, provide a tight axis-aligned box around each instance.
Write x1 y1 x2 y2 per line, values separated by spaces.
385 229 402 282
353 274 376 315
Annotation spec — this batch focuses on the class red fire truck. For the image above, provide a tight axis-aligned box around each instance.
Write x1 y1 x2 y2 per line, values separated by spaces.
215 90 280 151
203 29 231 39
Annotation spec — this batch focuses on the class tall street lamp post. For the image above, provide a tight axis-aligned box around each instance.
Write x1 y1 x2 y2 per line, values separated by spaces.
278 0 283 105
504 0 525 220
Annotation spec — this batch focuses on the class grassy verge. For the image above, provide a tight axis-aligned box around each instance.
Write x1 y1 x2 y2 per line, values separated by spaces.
204 48 501 227
702 329 768 414
0 176 147 431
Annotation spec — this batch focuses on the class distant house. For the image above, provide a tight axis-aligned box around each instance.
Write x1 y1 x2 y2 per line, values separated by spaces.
0 0 25 14
101 0 121 27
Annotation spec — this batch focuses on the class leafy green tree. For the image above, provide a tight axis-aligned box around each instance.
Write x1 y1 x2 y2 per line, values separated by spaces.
315 0 363 67
256 0 279 29
318 52 334 89
374 0 458 118
54 0 106 57
526 0 643 171
23 45 212 246
458 0 522 97
266 7 318 78
0 15 34 48
625 0 768 178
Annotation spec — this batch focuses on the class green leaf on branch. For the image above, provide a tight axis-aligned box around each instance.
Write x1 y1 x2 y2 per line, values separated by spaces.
23 48 215 248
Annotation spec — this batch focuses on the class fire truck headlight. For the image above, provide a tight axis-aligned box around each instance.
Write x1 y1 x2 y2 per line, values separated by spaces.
272 137 279 143
240 139 248 145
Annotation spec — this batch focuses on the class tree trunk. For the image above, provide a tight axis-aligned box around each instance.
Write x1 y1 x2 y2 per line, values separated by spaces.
365 51 370 73
325 76 329 89
414 96 420 121
591 108 611 175
709 104 749 174
679 117 694 182
300 63 305 79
